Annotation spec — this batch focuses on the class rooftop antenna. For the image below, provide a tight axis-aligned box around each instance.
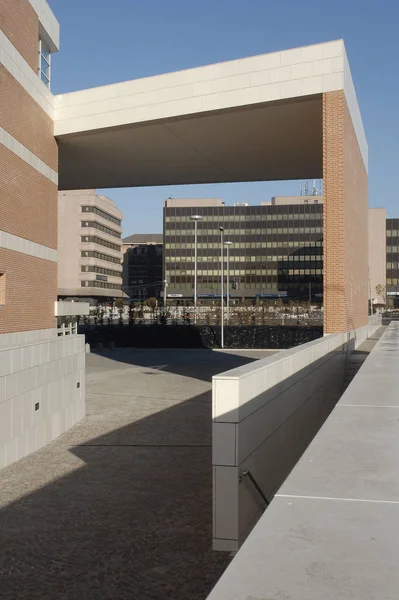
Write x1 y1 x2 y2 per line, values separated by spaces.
312 180 317 196
300 182 303 196
304 181 309 196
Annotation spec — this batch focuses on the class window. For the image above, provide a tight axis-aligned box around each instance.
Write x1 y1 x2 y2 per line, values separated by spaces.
81 265 121 277
81 250 120 264
81 281 121 290
81 236 121 252
81 205 122 226
81 220 121 239
38 38 51 88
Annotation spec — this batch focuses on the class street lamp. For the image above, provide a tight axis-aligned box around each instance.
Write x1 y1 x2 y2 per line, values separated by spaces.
219 226 225 348
189 215 203 323
163 279 168 308
224 241 233 320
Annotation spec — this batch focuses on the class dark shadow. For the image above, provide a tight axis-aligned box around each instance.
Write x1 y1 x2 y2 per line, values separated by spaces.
87 347 265 382
0 350 268 600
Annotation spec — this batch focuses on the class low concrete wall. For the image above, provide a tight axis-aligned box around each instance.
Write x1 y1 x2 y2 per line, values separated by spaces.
0 332 85 469
212 315 381 551
207 320 396 600
55 300 90 316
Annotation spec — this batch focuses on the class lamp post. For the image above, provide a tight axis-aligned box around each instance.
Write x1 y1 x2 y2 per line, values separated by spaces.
189 215 203 323
219 226 225 348
163 278 168 308
224 241 233 320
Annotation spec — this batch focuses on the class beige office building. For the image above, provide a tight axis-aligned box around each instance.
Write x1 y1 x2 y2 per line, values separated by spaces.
58 190 124 299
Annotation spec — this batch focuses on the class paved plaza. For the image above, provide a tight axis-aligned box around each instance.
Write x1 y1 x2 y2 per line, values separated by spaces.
0 348 273 600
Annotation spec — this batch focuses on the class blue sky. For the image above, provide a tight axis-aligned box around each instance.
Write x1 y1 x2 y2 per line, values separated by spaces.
49 0 399 235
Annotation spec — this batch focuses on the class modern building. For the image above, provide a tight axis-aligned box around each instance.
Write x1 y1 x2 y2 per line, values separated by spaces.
163 197 324 303
122 234 163 302
0 0 371 474
58 190 124 302
386 218 399 306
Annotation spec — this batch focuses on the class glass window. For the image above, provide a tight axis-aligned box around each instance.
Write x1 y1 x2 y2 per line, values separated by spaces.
38 38 51 89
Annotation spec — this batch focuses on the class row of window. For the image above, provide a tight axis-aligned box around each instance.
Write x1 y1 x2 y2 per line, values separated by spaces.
165 238 323 250
167 279 322 289
81 221 121 239
81 251 121 265
81 205 122 226
386 278 399 286
81 236 121 252
166 268 323 277
165 254 323 265
165 213 322 223
165 227 323 237
81 281 121 290
81 266 122 277
386 230 399 237
386 263 399 270
165 235 322 245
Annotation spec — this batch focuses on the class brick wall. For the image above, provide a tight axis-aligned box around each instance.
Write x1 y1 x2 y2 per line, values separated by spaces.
323 91 368 333
0 0 38 72
0 248 56 333
0 146 57 249
0 66 58 170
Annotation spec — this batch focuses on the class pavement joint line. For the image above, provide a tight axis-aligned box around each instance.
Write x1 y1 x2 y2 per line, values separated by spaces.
338 404 399 408
276 494 399 505
72 443 212 448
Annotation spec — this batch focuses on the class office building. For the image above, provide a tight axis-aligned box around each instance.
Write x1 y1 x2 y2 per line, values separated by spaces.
58 190 123 301
163 197 324 302
386 218 399 306
122 234 163 301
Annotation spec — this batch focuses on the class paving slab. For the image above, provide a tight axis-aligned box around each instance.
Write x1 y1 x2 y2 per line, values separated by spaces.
0 348 273 600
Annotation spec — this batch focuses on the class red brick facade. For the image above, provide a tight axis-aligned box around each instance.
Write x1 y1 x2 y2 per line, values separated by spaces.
0 146 57 249
0 66 58 171
323 91 368 333
0 249 56 333
0 0 58 334
0 0 38 72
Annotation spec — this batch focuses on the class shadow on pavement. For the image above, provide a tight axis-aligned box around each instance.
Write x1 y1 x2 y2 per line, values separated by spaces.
0 350 268 600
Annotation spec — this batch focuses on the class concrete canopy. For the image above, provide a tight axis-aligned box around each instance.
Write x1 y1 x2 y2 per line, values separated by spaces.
54 40 366 190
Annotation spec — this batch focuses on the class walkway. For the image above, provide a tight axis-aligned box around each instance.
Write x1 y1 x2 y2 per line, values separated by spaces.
207 323 399 600
0 348 273 600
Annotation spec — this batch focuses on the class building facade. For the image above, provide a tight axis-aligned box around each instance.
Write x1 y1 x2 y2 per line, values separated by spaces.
386 218 399 306
58 190 123 301
0 0 85 469
163 198 323 303
368 208 387 305
122 234 163 302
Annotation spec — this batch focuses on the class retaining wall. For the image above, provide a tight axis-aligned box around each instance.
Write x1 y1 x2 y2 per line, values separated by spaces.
212 314 381 551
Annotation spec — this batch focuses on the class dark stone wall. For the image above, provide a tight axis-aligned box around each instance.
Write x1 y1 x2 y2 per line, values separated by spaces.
79 324 323 350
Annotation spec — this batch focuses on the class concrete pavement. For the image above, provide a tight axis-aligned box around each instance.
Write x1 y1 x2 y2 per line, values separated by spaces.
0 348 273 600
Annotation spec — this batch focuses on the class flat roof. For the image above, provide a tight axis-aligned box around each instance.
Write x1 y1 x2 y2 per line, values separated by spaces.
55 41 367 190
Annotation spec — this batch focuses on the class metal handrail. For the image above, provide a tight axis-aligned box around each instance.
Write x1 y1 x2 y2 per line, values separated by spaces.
239 469 269 507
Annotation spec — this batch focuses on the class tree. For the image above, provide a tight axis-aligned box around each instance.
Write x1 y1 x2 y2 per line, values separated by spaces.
375 284 387 306
147 297 157 311
115 298 124 310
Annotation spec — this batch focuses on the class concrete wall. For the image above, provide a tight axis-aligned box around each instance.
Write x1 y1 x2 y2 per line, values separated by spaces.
207 321 397 600
212 315 381 551
0 332 85 469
